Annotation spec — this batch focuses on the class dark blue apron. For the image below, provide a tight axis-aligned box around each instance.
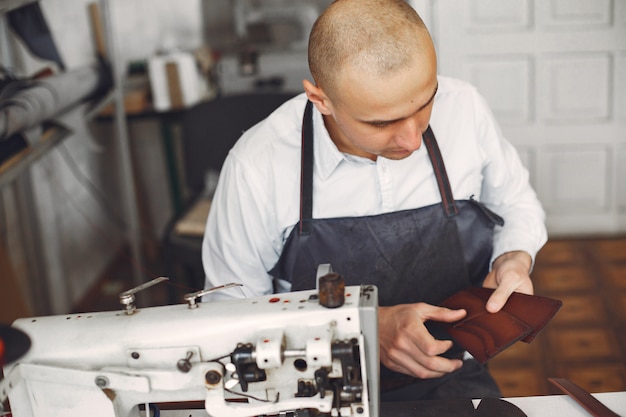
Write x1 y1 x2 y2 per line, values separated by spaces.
269 101 504 399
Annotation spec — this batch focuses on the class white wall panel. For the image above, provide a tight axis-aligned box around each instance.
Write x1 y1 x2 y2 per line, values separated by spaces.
468 0 532 32
538 53 612 123
435 0 626 235
618 145 626 212
540 0 613 29
464 56 532 124
617 53 626 121
540 146 610 214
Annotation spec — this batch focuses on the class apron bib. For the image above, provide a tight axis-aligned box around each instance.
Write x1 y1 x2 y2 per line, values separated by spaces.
269 101 504 394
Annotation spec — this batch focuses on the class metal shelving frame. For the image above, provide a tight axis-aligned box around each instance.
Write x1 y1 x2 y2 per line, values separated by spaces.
99 0 145 292
0 0 145 313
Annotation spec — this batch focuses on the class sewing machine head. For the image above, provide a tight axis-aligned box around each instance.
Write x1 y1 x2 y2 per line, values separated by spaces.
1 275 379 417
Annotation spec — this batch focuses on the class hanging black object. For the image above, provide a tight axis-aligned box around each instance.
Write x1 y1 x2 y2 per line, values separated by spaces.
7 2 65 70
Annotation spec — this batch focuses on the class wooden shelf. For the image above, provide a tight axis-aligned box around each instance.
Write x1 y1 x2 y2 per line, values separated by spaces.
0 124 71 189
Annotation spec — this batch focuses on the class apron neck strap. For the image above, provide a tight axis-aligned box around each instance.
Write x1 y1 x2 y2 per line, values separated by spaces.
298 103 459 236
422 126 459 217
300 101 314 235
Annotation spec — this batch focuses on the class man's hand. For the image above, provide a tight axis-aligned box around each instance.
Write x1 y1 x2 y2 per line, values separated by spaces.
482 250 533 313
378 303 466 379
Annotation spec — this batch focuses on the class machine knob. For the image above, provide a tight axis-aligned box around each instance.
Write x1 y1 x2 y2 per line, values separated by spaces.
119 276 169 315
177 351 194 373
318 273 345 308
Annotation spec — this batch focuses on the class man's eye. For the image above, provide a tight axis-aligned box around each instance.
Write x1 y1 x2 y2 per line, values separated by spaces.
370 121 391 128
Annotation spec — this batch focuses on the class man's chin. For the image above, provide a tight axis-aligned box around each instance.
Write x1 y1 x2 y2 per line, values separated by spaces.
382 149 413 160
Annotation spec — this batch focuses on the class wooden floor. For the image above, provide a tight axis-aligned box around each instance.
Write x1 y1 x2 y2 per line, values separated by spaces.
75 237 626 398
489 237 626 397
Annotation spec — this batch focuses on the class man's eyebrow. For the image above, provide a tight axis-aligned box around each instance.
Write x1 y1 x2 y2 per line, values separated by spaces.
363 83 439 126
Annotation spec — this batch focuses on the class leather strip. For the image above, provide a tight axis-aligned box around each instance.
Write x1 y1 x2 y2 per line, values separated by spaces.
548 377 620 417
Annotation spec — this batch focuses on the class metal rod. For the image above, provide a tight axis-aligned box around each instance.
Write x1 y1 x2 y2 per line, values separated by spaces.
100 0 145 294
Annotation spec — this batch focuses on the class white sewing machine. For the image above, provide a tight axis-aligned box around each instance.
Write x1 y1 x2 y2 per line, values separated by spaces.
1 275 379 417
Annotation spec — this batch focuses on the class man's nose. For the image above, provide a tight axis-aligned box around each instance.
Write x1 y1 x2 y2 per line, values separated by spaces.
396 116 423 152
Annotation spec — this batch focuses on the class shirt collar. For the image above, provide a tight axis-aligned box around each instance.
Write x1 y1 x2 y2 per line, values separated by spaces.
311 105 374 181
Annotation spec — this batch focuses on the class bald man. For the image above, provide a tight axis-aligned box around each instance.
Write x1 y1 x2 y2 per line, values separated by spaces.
203 0 547 401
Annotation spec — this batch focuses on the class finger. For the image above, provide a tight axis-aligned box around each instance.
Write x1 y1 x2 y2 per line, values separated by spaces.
486 285 511 313
384 348 464 379
412 331 456 357
421 305 467 323
410 306 465 357
382 315 455 359
407 358 463 379
378 304 467 379
485 269 534 312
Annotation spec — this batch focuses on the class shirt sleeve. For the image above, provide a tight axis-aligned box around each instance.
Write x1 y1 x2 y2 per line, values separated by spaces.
201 150 278 301
472 91 548 270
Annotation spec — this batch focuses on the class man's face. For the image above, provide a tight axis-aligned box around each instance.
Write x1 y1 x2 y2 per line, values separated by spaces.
322 55 438 161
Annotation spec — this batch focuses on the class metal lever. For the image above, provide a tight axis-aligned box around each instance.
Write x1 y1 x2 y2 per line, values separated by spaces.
177 351 194 373
119 276 169 315
184 283 243 308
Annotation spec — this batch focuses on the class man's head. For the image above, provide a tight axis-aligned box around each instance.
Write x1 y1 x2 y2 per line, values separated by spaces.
304 0 438 161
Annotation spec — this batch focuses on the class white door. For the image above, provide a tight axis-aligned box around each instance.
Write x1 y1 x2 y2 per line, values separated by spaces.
422 0 626 236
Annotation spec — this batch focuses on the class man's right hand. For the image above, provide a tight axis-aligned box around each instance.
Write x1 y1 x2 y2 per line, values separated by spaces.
378 303 466 379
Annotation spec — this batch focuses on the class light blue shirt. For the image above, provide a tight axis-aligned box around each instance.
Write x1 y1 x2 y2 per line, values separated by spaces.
202 76 547 300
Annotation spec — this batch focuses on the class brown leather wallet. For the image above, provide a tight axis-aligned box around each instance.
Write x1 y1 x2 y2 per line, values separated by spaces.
434 287 562 364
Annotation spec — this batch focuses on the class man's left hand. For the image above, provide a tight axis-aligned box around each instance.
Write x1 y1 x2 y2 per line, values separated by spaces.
482 250 533 313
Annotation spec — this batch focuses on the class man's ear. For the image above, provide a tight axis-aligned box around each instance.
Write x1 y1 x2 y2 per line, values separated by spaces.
303 79 333 115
